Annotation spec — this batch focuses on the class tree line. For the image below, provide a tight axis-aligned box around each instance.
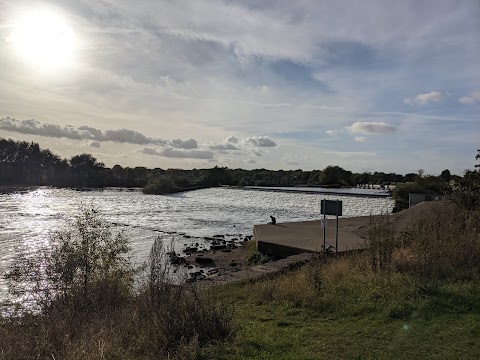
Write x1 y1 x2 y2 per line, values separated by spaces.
0 137 457 190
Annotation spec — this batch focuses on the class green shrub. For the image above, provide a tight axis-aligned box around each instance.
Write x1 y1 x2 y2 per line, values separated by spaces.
5 205 134 313
143 177 177 194
245 240 271 265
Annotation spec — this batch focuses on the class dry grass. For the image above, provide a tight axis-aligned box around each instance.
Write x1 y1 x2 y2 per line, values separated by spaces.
394 204 480 279
248 254 416 314
0 237 233 360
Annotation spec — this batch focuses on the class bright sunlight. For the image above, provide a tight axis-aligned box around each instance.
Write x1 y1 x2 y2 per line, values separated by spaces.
10 9 76 71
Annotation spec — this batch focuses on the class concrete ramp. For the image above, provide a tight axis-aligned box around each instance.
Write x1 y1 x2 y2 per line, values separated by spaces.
254 217 370 257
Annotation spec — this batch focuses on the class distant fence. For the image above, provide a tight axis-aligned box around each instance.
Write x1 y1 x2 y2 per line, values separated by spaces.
409 193 448 208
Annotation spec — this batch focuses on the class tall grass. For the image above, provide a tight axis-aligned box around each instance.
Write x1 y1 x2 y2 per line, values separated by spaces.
393 203 480 279
248 255 417 316
0 210 232 360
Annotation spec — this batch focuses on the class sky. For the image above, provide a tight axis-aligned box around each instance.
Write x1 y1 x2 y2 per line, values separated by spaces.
0 0 479 174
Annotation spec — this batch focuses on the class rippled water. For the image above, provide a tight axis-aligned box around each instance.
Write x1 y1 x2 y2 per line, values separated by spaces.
0 186 394 301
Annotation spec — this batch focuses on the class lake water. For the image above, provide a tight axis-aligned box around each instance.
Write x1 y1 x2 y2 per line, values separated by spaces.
0 186 394 302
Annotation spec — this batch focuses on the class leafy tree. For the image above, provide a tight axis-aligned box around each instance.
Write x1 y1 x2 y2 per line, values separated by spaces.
440 169 451 182
451 150 480 210
318 166 353 186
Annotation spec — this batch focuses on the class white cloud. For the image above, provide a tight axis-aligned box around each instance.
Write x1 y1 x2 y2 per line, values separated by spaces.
346 122 396 135
459 91 480 105
141 147 214 159
210 143 239 151
354 136 368 142
209 136 240 150
246 159 256 164
170 138 198 149
251 149 263 157
245 136 277 147
404 91 443 105
89 141 101 148
326 130 338 136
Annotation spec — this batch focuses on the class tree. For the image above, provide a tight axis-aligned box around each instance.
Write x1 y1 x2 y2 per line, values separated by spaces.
440 169 451 182
318 166 353 186
450 150 480 210
69 153 106 187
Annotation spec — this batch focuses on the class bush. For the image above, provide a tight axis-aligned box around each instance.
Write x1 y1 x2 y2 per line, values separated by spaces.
5 205 134 313
245 240 271 265
143 177 177 194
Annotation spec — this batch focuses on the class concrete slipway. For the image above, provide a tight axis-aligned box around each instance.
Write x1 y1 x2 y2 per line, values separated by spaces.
254 216 372 257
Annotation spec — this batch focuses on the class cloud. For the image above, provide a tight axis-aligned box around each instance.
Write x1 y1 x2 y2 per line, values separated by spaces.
246 159 256 164
354 136 368 142
89 141 101 148
0 118 205 150
0 117 169 145
210 143 239 150
251 149 263 157
226 136 238 143
325 151 376 158
170 138 198 149
245 136 277 147
346 121 396 135
209 136 241 151
326 130 338 136
404 91 443 105
141 147 214 159
459 91 480 105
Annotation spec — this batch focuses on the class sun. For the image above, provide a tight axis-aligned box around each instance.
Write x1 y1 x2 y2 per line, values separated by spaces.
10 9 76 70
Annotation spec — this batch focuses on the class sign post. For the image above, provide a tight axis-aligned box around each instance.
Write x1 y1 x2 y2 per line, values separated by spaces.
320 199 343 254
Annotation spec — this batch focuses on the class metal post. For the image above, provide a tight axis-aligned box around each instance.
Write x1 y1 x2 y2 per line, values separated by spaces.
322 199 326 253
335 199 339 254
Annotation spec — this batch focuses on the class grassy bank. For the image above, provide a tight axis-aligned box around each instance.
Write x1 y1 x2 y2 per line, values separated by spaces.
199 256 480 359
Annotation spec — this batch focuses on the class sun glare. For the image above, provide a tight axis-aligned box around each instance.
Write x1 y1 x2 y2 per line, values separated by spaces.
10 9 76 71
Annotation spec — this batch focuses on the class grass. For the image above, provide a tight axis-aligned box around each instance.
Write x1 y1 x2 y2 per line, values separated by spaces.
198 257 480 360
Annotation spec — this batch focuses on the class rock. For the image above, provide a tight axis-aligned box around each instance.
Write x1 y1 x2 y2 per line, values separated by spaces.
213 234 225 239
221 249 232 253
208 268 218 275
204 237 214 241
210 244 227 250
229 262 238 267
195 256 214 265
170 255 185 265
